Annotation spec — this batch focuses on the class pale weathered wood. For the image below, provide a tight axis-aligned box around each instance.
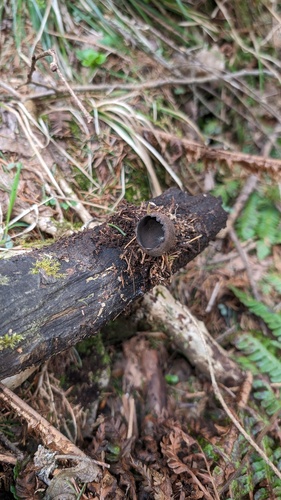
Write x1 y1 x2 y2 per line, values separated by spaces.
139 286 244 386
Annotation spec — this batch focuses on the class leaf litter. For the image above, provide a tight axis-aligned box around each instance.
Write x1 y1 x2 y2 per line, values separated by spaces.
0 1 281 498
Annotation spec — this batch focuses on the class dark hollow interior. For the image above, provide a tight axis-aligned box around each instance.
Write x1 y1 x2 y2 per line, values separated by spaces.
137 216 164 249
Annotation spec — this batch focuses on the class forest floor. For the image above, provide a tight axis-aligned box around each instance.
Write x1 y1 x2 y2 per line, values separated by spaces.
0 1 281 499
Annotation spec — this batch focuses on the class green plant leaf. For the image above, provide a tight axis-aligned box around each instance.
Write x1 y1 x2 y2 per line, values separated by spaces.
229 286 281 338
256 206 280 244
262 273 281 295
236 191 260 241
76 48 107 68
2 162 22 242
235 334 281 383
256 240 271 260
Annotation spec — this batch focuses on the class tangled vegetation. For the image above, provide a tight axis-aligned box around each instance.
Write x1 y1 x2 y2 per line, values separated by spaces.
0 1 281 498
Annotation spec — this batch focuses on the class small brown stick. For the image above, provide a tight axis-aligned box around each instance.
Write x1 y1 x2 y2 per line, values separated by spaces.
219 175 258 238
228 226 261 300
205 280 222 313
221 371 253 457
0 80 23 100
0 429 24 461
55 454 110 469
0 453 17 464
26 49 93 124
0 382 96 461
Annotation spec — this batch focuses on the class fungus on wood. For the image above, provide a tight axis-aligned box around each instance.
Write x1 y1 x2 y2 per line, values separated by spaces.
0 188 227 380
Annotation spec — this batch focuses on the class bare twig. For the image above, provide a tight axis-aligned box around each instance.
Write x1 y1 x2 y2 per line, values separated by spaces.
0 382 93 459
27 49 93 123
0 430 24 460
18 69 275 102
228 227 261 300
0 81 22 100
198 329 281 484
220 175 258 238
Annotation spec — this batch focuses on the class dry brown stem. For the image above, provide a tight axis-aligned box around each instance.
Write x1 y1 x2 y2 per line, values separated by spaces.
26 49 93 123
0 382 91 459
143 129 281 180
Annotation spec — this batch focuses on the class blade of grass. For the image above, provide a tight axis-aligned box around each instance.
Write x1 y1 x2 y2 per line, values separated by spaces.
100 114 162 196
3 163 22 241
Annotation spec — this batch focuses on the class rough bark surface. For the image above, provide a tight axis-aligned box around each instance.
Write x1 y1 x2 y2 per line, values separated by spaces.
0 188 227 379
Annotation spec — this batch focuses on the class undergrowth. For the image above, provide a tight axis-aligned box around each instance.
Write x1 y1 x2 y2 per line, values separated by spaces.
227 286 281 497
0 0 281 498
236 190 281 260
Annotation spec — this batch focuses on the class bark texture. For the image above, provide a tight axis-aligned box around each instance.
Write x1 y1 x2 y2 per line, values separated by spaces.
0 188 227 380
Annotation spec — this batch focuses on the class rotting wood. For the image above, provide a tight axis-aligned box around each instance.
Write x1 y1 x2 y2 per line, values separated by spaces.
138 286 245 386
0 188 227 380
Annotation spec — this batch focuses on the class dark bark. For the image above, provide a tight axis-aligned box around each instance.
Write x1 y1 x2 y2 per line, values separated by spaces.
0 188 227 379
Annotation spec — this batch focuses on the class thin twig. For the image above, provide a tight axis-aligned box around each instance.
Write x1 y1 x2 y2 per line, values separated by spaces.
229 227 260 301
198 328 281 485
0 80 23 100
220 175 258 238
27 49 93 123
0 430 24 460
0 382 93 459
18 69 275 102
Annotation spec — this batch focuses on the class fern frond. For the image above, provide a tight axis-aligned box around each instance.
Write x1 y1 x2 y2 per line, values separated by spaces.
256 206 280 243
236 191 260 241
262 273 281 296
235 193 280 260
212 179 240 207
235 334 281 383
229 286 281 339
252 379 281 416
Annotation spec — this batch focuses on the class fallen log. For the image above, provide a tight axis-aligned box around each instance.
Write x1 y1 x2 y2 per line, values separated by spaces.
0 188 227 380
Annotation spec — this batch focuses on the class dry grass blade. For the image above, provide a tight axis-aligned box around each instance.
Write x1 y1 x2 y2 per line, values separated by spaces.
2 104 64 197
101 115 162 196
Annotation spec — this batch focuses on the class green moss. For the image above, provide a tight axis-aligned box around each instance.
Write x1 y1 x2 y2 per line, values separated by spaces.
52 220 76 237
77 332 111 388
77 332 110 362
22 239 54 249
0 332 24 351
31 256 65 278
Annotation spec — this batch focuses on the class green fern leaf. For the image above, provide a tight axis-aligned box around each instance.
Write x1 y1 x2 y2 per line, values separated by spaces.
236 192 260 241
256 240 271 260
229 286 281 338
262 273 281 295
252 380 281 415
256 206 280 244
235 334 281 383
